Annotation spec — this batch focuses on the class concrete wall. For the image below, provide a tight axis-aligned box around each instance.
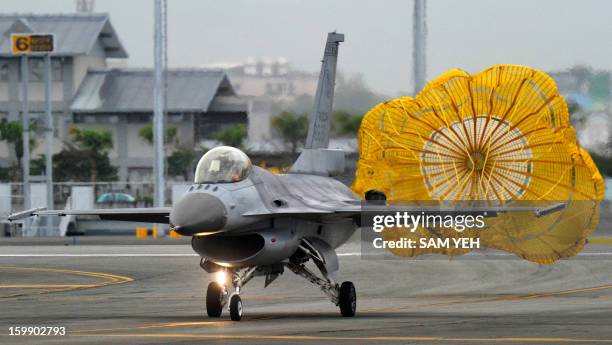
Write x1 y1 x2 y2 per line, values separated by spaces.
72 42 107 90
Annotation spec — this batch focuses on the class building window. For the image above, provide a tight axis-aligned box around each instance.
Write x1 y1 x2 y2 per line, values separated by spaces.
73 114 100 124
127 114 152 123
14 58 63 82
0 60 8 82
168 114 183 123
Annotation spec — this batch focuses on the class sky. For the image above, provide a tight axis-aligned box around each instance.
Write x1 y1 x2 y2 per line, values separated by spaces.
3 0 612 96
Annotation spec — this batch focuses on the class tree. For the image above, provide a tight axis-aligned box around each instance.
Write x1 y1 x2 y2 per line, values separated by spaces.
168 148 196 181
212 123 247 148
272 111 308 153
332 110 363 136
69 127 114 182
138 123 177 145
0 119 38 181
49 149 118 182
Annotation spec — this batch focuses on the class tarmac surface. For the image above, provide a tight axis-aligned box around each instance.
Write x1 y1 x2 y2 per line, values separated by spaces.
0 236 612 345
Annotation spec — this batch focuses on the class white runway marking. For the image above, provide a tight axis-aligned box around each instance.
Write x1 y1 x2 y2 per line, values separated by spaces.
0 254 199 257
0 252 611 257
0 253 364 257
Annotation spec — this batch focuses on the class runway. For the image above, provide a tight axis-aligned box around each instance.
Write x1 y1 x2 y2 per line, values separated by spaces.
1 237 612 344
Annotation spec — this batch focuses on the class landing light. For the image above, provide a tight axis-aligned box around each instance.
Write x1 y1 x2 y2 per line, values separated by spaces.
214 270 227 285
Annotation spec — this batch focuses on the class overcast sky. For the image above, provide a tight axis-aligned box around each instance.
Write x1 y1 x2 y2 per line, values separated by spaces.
4 0 612 95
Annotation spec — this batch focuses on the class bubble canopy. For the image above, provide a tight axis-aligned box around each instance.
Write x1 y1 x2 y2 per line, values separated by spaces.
194 146 252 184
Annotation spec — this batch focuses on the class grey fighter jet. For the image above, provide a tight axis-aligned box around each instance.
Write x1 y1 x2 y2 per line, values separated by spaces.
9 32 565 321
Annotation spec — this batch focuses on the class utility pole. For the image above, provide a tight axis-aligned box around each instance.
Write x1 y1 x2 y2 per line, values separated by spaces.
20 55 31 232
153 0 166 207
413 0 427 96
44 53 54 235
11 33 54 235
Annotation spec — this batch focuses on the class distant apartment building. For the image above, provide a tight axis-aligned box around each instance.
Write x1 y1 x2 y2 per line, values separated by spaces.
0 14 247 182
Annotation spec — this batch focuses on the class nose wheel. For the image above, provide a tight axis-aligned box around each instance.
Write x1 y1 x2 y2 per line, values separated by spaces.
206 282 226 317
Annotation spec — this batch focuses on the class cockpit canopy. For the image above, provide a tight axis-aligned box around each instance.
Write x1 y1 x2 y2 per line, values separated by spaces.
194 146 252 184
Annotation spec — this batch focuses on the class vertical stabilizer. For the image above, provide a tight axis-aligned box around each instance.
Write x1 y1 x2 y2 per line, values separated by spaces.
291 32 345 176
304 32 344 149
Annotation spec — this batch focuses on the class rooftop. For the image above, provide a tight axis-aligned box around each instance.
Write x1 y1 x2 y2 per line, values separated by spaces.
71 68 243 113
0 13 127 58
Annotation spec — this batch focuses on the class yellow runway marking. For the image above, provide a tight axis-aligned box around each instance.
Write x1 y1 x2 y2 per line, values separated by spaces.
70 333 612 343
71 321 224 334
0 266 133 299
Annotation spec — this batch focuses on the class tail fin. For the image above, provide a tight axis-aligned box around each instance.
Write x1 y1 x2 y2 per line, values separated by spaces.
304 32 344 149
290 32 345 176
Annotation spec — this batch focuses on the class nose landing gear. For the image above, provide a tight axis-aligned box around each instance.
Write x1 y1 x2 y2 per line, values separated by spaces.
205 267 256 321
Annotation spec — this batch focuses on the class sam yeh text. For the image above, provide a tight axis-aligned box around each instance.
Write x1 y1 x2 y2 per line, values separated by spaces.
373 237 480 249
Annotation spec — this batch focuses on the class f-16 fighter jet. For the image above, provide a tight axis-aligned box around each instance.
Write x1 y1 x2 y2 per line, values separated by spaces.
9 32 563 321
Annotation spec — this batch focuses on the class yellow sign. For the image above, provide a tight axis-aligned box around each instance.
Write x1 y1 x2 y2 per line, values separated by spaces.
11 34 54 54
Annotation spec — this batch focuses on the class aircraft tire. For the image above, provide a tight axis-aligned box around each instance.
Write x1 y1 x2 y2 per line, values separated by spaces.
338 281 356 317
206 282 223 317
229 294 243 321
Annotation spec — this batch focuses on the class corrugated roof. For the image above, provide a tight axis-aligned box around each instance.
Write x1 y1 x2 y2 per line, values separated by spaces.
71 68 239 113
0 13 127 57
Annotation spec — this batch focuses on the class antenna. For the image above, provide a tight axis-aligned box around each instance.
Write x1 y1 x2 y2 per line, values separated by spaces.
76 0 95 13
413 0 427 95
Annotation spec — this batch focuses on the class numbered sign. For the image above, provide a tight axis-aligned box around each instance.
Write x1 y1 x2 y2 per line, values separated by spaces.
11 34 54 55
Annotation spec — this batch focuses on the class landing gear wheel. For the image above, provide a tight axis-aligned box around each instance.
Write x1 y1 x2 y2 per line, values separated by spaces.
229 294 243 321
206 282 224 317
338 281 356 317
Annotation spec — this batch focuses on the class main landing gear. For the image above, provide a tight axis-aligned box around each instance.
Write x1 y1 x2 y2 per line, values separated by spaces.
285 254 356 317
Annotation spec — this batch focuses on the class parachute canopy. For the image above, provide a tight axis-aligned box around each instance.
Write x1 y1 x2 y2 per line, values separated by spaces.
353 64 604 263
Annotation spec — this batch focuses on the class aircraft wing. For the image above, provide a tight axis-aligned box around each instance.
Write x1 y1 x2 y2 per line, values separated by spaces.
8 207 172 224
333 202 567 218
243 202 567 219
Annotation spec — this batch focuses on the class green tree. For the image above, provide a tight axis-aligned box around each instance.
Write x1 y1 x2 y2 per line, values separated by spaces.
332 110 363 136
138 123 178 145
50 149 117 182
212 123 247 148
168 148 196 181
69 127 114 182
590 152 612 177
272 111 308 153
0 119 38 181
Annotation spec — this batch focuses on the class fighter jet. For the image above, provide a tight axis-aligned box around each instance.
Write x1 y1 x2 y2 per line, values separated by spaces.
9 32 565 321
9 32 359 321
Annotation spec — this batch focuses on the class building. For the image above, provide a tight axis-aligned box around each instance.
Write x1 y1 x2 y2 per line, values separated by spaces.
71 68 246 181
0 13 247 181
0 13 127 164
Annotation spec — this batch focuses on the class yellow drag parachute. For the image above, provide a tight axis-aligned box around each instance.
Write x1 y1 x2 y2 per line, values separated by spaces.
353 64 604 263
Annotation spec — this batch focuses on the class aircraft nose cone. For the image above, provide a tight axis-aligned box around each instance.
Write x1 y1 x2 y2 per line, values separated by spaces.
170 193 227 235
